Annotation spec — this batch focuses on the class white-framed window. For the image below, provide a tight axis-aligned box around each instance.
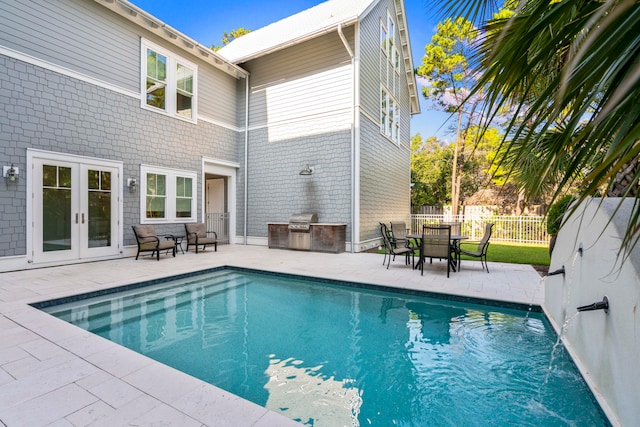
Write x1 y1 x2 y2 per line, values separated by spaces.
140 165 196 223
380 87 400 143
379 11 401 143
387 13 395 58
141 39 197 121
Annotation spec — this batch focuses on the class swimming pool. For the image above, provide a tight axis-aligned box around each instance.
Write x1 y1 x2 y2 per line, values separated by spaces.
36 268 608 426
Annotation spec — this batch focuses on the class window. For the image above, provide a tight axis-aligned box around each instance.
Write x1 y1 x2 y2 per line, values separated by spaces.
140 165 196 223
380 25 387 54
142 39 197 121
380 88 400 143
379 12 401 143
387 15 395 58
175 176 193 218
145 173 166 218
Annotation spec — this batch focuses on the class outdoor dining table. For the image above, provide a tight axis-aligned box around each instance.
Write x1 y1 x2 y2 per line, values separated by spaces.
407 233 469 272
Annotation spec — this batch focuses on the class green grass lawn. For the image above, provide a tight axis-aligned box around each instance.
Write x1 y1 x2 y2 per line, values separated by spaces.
460 242 550 266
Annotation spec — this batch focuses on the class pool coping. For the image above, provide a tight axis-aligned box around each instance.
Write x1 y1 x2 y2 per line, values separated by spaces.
2 245 611 426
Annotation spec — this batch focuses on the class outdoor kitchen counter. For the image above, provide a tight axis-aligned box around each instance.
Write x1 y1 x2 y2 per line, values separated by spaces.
268 223 346 253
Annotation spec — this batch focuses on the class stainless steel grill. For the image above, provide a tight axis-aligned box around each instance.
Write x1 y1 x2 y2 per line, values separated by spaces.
288 213 317 250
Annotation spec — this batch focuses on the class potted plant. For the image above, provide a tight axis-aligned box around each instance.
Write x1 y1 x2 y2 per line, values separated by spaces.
546 194 575 256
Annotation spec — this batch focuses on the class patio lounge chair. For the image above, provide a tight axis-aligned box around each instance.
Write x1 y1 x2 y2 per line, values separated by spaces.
459 223 494 272
380 223 414 269
132 225 176 260
184 223 217 253
420 225 454 277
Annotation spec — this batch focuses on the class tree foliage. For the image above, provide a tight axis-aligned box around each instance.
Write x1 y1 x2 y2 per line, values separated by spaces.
411 130 503 209
211 27 252 51
432 0 640 255
417 17 487 214
411 134 452 207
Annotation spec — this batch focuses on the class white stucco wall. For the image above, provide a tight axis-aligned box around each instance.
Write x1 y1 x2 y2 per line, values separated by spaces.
545 198 640 427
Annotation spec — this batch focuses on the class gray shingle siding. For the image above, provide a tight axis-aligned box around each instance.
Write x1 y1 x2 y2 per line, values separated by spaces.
356 0 412 245
0 54 240 256
0 0 416 264
244 127 352 237
359 115 411 243
240 29 355 240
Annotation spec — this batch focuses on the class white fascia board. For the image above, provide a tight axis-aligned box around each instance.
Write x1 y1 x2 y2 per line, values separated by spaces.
93 0 248 79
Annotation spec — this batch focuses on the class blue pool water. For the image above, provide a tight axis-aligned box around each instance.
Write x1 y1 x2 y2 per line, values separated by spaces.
38 268 608 426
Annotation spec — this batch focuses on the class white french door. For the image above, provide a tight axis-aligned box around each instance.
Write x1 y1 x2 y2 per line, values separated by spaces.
31 152 121 264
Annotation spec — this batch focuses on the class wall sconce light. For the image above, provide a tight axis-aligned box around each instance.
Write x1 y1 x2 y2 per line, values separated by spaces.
3 164 19 182
127 177 137 192
299 164 314 176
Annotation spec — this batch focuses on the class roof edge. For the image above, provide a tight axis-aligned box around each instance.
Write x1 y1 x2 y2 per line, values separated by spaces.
224 17 360 64
93 0 249 79
394 0 420 115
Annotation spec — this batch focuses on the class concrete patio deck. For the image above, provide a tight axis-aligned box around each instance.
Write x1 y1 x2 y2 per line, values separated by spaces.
0 245 544 426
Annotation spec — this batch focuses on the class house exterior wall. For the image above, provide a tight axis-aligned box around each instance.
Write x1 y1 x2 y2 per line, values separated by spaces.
0 0 242 268
0 0 140 93
0 0 416 266
357 0 412 249
238 30 355 241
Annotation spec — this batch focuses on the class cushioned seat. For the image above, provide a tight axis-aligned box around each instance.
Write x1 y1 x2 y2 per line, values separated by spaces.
184 223 217 253
132 225 176 260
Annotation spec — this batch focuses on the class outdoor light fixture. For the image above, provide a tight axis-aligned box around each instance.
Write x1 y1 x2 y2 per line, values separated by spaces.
3 164 19 182
127 177 137 192
299 164 314 176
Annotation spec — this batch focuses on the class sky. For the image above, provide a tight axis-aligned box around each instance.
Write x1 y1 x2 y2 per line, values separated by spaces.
129 0 455 141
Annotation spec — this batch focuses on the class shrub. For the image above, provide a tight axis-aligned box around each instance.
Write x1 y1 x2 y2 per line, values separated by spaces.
546 195 575 235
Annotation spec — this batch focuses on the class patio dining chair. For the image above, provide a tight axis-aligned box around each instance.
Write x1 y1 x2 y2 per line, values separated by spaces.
420 224 454 277
390 221 418 253
439 221 462 236
380 223 414 269
459 223 494 272
132 225 176 260
184 223 217 253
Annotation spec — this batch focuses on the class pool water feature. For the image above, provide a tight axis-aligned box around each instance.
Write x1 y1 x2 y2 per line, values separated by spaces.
37 269 608 426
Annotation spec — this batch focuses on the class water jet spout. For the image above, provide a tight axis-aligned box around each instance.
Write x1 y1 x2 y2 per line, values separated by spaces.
577 296 609 314
547 266 565 277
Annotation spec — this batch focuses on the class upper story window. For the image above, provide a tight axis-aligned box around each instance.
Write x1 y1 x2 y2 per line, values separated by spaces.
386 15 395 58
141 39 197 121
380 12 401 144
140 165 197 224
380 87 400 144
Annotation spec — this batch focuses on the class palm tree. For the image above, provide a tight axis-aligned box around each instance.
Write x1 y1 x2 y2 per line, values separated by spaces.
435 0 640 255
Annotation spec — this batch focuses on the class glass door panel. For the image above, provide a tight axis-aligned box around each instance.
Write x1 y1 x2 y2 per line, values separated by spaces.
80 165 119 258
87 169 112 248
34 161 80 262
42 164 73 252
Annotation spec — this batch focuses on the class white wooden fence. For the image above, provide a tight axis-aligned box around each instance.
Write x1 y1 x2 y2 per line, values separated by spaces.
410 214 549 245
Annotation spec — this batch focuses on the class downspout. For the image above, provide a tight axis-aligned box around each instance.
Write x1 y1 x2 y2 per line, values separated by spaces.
338 23 358 253
243 75 249 245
